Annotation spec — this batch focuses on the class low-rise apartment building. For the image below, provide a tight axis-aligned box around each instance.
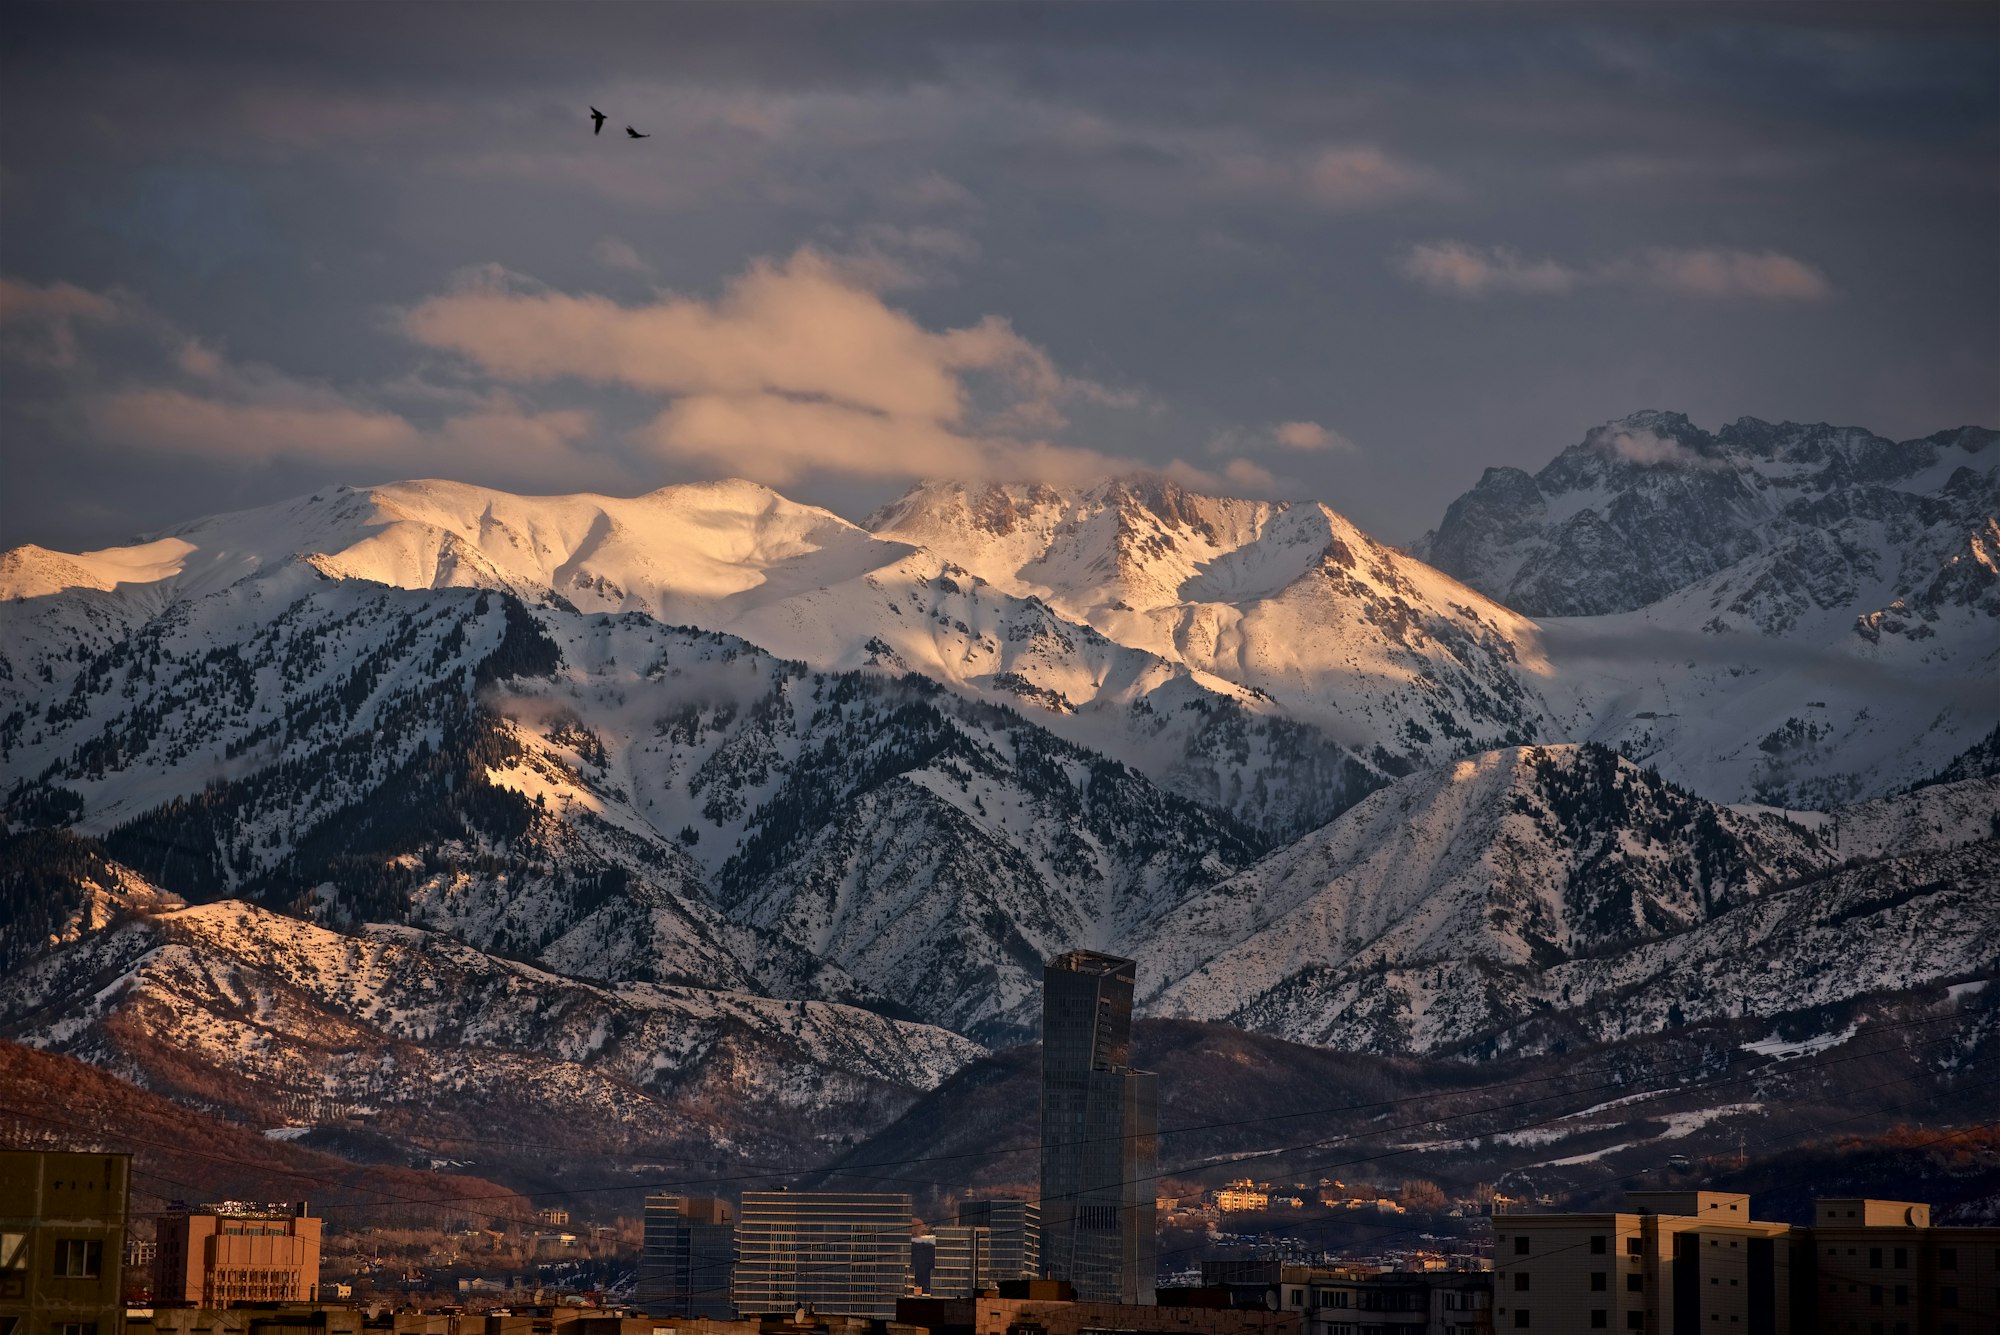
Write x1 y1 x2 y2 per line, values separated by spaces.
1493 1192 2000 1334
1802 1198 1998 1335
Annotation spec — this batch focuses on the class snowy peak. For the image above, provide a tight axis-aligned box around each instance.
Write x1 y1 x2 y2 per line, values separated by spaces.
1130 742 1998 1056
1133 742 1828 1025
866 476 1296 615
868 474 1555 771
0 538 201 600
1 477 899 621
1417 410 1998 618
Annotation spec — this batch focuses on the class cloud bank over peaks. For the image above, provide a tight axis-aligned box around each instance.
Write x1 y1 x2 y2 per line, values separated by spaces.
401 245 1173 486
3 249 1281 501
1396 241 1833 302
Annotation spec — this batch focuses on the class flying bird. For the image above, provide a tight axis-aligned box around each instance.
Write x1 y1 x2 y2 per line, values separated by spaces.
589 107 607 135
626 126 651 139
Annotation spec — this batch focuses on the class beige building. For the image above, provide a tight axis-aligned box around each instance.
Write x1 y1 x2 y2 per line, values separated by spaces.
153 1205 321 1308
0 1150 132 1335
1494 1191 2000 1333
1493 1191 1794 1332
1806 1197 1998 1335
1215 1182 1271 1214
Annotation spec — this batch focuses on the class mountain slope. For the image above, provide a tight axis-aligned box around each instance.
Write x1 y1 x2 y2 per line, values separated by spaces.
1414 412 1996 620
1128 745 1998 1055
1409 412 2000 804
0 545 1261 1039
0 883 983 1175
868 477 1559 766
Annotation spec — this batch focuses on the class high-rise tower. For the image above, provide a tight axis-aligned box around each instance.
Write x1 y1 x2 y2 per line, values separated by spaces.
1038 950 1157 1304
639 1195 735 1317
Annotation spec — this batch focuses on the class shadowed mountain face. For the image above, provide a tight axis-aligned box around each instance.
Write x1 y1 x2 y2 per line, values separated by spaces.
1415 411 1998 622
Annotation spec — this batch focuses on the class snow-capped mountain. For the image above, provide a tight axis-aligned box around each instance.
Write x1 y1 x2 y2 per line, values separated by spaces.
0 884 981 1171
1410 412 2000 805
2 425 1995 1182
1415 411 1996 621
867 476 1557 768
0 563 1256 1040
1128 744 1999 1055
0 478 1396 840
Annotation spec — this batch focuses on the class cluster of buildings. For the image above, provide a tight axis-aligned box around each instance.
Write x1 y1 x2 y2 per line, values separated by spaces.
636 951 1153 1321
1492 1190 1999 1334
6 952 2000 1335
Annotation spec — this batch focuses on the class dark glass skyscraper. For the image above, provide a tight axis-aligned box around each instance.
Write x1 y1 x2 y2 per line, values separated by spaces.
639 1195 735 1317
1038 950 1157 1304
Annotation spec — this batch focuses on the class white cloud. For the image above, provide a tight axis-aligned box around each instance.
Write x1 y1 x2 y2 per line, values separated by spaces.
1620 248 1833 302
591 237 655 276
1272 420 1360 454
1301 146 1447 210
0 276 132 367
1223 458 1280 491
403 246 1168 486
1396 242 1833 302
1586 424 1729 470
1396 243 1579 297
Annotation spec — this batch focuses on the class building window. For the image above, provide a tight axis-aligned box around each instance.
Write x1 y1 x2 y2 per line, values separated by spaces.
1514 1273 1530 1292
56 1326 98 1335
1892 1248 1906 1269
1627 1238 1643 1256
1870 1248 1883 1269
1893 1286 1907 1307
1592 1272 1608 1291
1870 1286 1883 1306
1627 1273 1644 1292
1515 1236 1530 1255
1591 1313 1608 1329
1513 1312 1529 1329
1939 1248 1957 1271
1940 1287 1957 1308
53 1241 102 1279
1591 1236 1607 1255
1626 1314 1644 1331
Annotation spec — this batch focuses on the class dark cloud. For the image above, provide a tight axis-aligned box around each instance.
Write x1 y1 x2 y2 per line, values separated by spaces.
1 1 1994 551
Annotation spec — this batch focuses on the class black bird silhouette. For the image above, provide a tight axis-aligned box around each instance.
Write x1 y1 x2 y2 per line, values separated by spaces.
590 107 607 135
626 126 651 139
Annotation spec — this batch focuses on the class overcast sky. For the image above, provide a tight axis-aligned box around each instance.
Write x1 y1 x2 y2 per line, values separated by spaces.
2 2 1995 551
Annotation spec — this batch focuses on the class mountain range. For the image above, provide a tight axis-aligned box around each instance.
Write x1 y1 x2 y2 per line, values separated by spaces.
2 409 1994 1195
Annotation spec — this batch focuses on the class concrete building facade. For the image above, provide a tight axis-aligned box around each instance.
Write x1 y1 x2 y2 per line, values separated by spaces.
154 1204 322 1308
639 1196 735 1318
1493 1191 1793 1333
1802 1198 1999 1335
733 1192 912 1320
1494 1192 2000 1334
0 1150 132 1335
1038 951 1157 1305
